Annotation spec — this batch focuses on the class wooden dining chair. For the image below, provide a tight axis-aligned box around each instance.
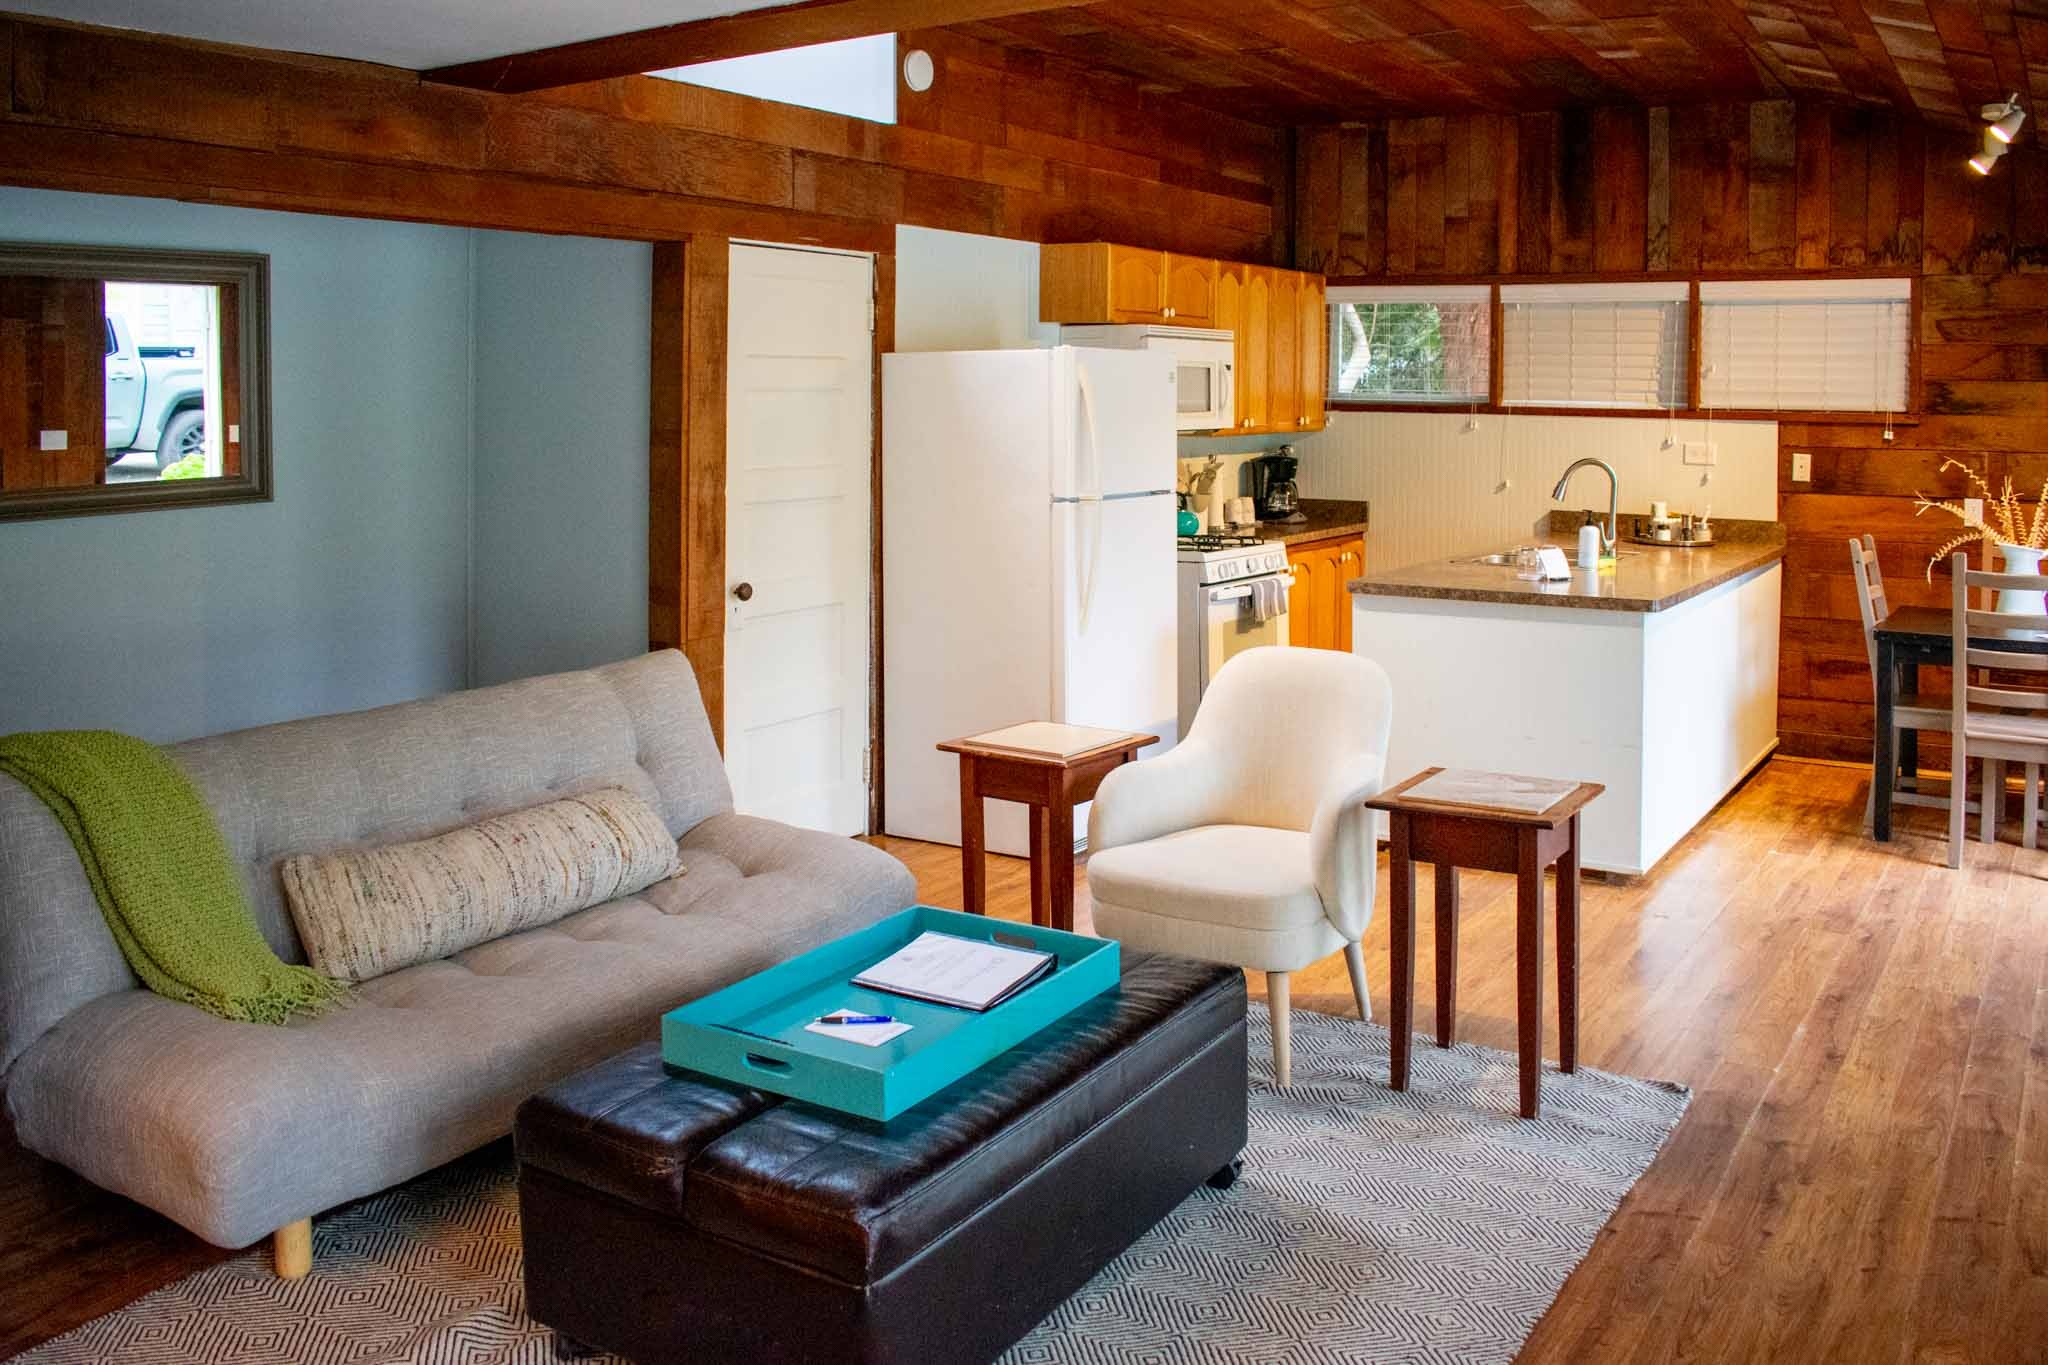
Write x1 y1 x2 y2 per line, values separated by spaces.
1948 554 2048 866
1850 536 1971 829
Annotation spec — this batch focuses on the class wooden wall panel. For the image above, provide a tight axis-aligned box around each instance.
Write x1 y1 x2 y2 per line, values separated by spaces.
1291 101 2048 765
0 276 102 493
0 18 1288 264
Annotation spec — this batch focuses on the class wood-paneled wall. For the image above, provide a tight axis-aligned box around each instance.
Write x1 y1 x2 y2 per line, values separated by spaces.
0 276 102 492
1294 102 2044 765
0 18 1286 263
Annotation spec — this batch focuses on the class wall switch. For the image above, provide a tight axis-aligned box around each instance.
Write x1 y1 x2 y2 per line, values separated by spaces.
228 424 240 444
1682 441 1717 467
1791 451 1812 483
38 429 67 451
1965 497 1985 524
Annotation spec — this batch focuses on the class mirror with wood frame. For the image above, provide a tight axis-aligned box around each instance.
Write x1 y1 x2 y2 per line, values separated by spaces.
0 243 269 520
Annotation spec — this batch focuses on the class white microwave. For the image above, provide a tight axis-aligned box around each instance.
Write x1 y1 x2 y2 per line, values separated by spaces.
1059 324 1234 432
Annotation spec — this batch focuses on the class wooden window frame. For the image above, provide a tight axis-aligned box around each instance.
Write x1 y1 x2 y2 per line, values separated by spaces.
0 242 272 521
1324 268 1920 428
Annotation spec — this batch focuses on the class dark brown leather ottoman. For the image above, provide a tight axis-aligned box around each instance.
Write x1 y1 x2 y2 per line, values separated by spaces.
514 951 1247 1365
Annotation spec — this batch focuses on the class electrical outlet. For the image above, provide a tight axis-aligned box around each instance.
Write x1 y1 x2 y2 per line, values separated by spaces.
1683 441 1717 467
38 429 67 451
1791 451 1812 483
1965 497 1985 523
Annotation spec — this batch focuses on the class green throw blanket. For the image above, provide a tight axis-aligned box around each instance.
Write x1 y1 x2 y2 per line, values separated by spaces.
0 730 348 1024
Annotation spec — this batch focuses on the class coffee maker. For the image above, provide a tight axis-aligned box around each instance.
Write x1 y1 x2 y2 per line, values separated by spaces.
1249 448 1303 523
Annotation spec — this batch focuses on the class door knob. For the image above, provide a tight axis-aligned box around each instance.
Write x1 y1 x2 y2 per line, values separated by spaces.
732 582 753 602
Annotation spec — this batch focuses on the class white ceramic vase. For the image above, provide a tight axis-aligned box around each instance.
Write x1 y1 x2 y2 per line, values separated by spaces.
1995 543 2048 615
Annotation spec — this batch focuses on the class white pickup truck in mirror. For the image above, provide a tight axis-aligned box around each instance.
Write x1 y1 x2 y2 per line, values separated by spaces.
103 307 208 474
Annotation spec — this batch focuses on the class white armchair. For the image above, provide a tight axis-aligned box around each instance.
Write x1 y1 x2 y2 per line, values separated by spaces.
1086 646 1393 1086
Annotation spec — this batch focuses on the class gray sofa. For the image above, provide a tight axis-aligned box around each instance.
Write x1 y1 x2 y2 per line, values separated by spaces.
0 650 915 1266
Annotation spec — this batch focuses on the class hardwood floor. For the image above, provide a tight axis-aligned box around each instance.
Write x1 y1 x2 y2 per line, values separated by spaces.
874 755 2048 1365
1 755 2042 1361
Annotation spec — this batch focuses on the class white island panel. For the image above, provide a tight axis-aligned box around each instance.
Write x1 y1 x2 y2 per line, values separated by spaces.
1351 563 1780 875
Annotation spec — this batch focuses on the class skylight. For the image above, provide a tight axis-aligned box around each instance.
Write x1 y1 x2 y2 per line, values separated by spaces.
650 33 896 125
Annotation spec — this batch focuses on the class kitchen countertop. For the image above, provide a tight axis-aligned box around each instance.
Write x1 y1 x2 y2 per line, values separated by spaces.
1347 514 1785 613
1255 499 1370 547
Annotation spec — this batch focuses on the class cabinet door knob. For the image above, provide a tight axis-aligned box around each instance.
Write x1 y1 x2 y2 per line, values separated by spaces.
732 582 754 602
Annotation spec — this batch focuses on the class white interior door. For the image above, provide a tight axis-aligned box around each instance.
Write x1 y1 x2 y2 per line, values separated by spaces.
725 243 874 834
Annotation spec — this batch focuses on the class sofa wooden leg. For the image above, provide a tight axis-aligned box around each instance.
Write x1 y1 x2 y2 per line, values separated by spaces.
274 1218 312 1279
1266 972 1292 1087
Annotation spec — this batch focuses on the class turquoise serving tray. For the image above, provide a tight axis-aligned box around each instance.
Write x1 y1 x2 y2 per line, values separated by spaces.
661 905 1119 1121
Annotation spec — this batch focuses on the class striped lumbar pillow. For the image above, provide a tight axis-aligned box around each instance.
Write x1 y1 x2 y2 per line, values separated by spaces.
279 787 682 983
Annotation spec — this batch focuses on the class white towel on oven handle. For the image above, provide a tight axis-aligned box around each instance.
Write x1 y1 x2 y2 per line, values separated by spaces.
1245 574 1289 625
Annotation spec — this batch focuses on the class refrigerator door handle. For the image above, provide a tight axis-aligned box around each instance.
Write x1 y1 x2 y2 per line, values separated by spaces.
1074 360 1104 632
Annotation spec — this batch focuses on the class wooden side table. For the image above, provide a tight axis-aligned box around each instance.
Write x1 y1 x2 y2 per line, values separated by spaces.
1365 768 1605 1119
937 724 1157 932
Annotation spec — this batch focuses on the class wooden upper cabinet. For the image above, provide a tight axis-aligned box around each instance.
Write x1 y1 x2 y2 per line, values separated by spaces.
1268 269 1302 432
1038 243 1325 435
1297 275 1327 433
1239 267 1272 431
1163 254 1217 326
1041 242 1169 323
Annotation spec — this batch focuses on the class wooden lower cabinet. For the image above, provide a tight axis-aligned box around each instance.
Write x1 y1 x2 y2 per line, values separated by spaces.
1286 535 1366 652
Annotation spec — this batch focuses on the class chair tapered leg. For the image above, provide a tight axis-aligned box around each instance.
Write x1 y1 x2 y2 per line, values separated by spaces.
2026 765 2041 853
1983 758 2003 844
1342 941 1371 1022
1949 748 1968 869
1265 972 1292 1087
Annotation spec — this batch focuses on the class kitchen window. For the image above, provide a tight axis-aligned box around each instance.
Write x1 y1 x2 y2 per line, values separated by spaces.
1700 278 1911 413
1326 285 1490 404
1500 282 1688 410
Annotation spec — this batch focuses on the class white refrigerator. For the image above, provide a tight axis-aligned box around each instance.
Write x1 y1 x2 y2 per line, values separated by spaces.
883 345 1178 856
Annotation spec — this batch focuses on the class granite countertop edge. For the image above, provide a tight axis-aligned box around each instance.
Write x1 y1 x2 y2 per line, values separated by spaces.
1346 521 1786 613
1253 499 1371 547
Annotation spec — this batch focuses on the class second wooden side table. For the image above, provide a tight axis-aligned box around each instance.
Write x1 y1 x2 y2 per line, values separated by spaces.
938 723 1157 932
1365 767 1604 1119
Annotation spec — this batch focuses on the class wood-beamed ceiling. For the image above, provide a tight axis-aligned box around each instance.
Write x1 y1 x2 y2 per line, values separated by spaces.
933 1 2048 127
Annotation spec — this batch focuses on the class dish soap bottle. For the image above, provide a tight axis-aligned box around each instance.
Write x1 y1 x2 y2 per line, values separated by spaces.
1576 511 1603 570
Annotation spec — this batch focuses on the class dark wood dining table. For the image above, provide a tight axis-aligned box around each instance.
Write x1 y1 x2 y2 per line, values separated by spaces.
1870 604 2048 840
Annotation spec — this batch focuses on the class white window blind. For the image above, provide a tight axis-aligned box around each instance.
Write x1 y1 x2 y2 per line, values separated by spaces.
1499 282 1688 409
1700 278 1910 412
1326 285 1491 404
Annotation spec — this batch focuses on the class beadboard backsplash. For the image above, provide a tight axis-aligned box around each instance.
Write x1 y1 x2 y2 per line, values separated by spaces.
1292 411 1778 573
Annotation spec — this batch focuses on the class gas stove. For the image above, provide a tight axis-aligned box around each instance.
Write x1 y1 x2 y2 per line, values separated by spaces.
1176 533 1288 584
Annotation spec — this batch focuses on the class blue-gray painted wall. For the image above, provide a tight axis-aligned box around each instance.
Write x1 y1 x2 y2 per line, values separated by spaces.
0 189 653 741
469 231 652 686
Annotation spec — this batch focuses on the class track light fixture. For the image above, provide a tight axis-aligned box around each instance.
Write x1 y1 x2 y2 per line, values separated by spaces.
1971 95 2025 174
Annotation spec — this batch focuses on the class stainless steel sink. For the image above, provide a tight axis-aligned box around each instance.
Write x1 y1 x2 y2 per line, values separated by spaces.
1458 548 1642 568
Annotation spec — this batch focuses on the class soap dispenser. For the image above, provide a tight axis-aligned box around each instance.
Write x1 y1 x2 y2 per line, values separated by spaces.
1576 510 1603 569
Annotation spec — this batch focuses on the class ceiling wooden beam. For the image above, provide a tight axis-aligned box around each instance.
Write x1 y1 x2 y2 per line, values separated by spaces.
425 0 1101 93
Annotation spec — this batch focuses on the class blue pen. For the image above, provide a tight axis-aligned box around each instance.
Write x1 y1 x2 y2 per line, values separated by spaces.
819 1014 894 1026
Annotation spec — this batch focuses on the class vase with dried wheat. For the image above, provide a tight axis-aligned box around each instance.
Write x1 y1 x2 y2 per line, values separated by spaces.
1913 459 2048 615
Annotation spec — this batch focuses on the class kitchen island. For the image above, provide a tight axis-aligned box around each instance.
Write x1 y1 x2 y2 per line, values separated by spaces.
1349 517 1784 875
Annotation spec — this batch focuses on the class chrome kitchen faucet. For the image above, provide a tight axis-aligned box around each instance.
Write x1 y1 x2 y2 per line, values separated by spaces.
1552 458 1619 557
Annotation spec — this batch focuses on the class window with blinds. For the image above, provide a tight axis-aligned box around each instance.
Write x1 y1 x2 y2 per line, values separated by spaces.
1700 278 1911 412
1499 282 1688 409
1326 285 1491 404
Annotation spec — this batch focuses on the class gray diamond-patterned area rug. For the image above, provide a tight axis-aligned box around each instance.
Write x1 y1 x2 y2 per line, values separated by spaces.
13 1010 1688 1365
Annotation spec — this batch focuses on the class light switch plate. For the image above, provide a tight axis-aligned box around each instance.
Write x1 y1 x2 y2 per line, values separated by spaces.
228 424 240 444
1791 451 1812 482
38 429 67 451
1683 441 1717 467
1965 497 1985 523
